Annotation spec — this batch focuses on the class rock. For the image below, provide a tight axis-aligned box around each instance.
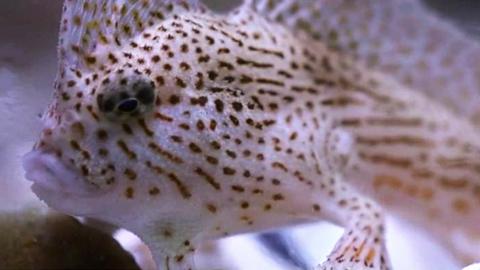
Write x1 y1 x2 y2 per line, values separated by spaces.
0 207 140 269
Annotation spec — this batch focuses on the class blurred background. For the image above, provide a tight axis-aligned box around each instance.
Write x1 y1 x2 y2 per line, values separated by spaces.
1 0 479 269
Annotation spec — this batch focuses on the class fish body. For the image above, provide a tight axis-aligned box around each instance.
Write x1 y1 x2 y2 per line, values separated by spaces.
22 0 480 269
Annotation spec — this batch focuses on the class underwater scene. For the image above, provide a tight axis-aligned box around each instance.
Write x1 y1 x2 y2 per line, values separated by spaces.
1 0 480 269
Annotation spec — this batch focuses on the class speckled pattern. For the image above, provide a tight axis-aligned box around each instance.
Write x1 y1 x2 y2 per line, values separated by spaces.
22 0 480 269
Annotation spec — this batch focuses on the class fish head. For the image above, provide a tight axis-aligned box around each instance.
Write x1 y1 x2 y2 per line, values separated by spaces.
23 64 161 217
22 0 214 226
22 0 308 233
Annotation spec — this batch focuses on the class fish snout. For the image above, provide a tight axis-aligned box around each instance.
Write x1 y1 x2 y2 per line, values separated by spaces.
22 151 95 197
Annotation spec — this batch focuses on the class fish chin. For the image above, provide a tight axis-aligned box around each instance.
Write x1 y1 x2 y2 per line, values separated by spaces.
23 151 99 198
22 150 112 216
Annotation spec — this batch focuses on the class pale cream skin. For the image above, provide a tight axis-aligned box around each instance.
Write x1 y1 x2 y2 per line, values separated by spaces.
22 0 480 269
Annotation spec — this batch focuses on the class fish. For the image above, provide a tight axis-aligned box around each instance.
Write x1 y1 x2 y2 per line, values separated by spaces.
21 0 480 269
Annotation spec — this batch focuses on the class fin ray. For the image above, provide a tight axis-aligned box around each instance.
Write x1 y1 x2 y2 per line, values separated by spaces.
59 0 206 69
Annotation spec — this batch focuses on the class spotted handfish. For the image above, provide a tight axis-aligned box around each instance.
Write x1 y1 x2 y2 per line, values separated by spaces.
22 0 480 269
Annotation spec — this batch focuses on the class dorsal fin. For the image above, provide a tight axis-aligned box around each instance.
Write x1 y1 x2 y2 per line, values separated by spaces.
246 0 480 126
58 0 206 69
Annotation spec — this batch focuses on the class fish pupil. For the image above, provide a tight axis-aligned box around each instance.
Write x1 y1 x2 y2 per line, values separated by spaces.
117 98 139 113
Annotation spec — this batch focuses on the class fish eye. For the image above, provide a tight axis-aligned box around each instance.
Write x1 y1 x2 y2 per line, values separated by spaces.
136 86 155 105
117 98 139 113
99 95 116 113
97 77 156 120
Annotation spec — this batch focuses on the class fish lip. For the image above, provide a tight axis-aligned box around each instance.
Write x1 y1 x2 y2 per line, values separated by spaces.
22 150 96 198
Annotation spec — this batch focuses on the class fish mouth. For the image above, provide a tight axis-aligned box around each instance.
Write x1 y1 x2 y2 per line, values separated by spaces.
22 150 97 198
